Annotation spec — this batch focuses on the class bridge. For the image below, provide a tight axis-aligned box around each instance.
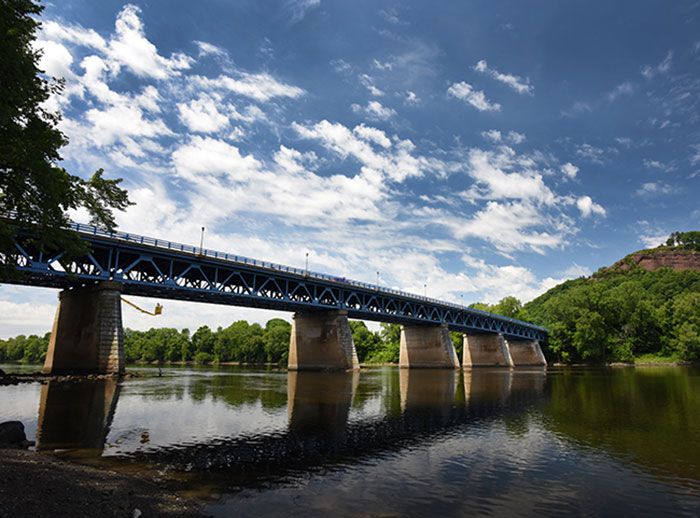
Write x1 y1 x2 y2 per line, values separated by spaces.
2 218 547 373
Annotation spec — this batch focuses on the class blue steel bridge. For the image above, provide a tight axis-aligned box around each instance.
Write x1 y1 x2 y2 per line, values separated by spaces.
4 218 546 342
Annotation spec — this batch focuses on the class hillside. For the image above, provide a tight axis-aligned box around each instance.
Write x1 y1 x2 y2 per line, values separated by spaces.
521 233 700 364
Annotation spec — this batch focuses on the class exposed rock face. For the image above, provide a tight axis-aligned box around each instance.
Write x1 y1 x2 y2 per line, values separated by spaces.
616 251 700 272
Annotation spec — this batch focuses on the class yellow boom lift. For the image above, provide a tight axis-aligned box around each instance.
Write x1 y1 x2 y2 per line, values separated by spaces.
121 297 163 316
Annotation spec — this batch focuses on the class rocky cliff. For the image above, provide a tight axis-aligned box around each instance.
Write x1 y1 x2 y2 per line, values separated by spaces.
614 249 700 273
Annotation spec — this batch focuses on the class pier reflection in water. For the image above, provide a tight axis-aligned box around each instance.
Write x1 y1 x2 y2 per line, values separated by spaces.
36 379 120 457
17 365 700 516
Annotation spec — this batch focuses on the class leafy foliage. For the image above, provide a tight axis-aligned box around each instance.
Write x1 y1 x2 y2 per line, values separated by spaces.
520 267 700 363
0 0 131 265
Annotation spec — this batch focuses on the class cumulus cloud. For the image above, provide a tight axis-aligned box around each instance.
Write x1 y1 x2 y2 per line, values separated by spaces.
561 162 579 179
447 82 501 111
474 59 533 95
351 100 396 120
576 196 606 217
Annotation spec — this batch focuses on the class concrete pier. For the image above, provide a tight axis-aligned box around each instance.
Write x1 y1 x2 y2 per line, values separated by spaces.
506 339 547 367
399 324 460 369
462 333 513 368
288 310 360 371
42 281 124 375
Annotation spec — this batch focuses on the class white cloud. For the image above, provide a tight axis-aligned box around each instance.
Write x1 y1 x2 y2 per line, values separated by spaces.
462 147 556 205
481 130 502 142
481 130 525 145
106 4 192 80
285 0 321 23
191 72 305 102
607 82 635 102
177 94 230 133
359 74 385 96
372 59 393 71
639 233 668 249
641 51 673 79
194 40 227 57
353 124 392 148
576 196 606 217
561 162 579 179
351 100 396 120
575 143 606 164
474 59 534 95
447 82 501 111
635 182 677 197
507 131 526 144
643 158 675 172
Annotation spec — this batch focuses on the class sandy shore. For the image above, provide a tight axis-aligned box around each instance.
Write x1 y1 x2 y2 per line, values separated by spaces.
0 449 203 517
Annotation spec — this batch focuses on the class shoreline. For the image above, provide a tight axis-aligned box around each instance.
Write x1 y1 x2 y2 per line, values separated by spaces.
0 449 203 517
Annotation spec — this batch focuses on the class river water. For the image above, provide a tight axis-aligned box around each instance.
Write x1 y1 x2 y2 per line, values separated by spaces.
1 365 699 516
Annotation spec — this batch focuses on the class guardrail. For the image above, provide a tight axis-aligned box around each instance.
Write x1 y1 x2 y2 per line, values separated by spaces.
2 212 547 332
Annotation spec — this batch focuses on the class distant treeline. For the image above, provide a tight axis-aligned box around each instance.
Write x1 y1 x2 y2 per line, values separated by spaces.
0 319 463 365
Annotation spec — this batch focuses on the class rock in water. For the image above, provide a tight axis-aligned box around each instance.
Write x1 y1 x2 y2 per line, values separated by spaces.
0 421 27 447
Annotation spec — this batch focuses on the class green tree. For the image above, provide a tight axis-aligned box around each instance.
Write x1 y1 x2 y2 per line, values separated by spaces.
0 0 131 268
349 320 382 362
263 318 291 364
492 296 523 318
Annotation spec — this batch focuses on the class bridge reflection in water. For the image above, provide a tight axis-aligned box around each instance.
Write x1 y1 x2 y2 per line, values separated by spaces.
33 368 546 478
36 379 120 457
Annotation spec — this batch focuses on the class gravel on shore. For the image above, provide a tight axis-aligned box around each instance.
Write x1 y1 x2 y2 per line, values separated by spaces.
0 449 203 517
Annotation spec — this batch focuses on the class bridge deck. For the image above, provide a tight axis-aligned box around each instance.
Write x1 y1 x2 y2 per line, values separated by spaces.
3 219 546 341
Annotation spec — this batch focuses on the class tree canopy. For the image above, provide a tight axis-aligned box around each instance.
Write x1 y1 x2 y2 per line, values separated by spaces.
0 0 130 264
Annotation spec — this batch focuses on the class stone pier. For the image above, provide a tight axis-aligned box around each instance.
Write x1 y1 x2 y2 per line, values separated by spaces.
462 333 513 368
43 281 124 375
288 310 360 371
506 339 547 367
399 324 460 369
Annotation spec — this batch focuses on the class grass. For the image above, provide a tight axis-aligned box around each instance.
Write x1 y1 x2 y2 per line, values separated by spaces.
634 353 680 364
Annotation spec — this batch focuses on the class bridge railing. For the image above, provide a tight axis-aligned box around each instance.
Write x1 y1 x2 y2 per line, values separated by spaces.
2 212 546 332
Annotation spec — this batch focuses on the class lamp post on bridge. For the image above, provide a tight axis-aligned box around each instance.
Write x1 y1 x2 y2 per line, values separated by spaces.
199 226 205 253
424 283 427 298
305 252 309 277
376 271 380 291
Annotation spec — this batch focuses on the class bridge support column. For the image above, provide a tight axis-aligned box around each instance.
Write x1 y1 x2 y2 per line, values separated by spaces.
288 310 359 371
399 324 460 369
42 281 124 375
462 333 513 368
506 339 547 367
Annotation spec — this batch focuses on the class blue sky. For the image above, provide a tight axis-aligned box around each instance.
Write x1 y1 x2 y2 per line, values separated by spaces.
1 0 699 336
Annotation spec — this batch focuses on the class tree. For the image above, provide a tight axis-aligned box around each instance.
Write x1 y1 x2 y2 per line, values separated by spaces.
349 321 382 362
263 318 291 364
0 0 131 267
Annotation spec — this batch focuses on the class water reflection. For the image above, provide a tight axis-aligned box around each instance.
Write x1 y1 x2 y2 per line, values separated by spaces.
18 365 700 515
36 379 120 457
287 371 358 435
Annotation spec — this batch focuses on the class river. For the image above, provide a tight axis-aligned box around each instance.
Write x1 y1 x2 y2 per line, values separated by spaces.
1 365 699 516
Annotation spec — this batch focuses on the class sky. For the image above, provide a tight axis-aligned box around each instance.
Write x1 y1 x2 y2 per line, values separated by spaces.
2 0 699 337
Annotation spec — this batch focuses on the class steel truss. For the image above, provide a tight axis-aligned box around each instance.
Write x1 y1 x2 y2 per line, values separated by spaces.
2 226 547 341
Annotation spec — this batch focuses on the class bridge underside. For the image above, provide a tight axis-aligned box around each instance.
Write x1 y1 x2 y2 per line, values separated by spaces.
37 281 546 374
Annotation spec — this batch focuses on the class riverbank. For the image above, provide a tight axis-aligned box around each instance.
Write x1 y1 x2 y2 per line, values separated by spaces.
0 449 202 517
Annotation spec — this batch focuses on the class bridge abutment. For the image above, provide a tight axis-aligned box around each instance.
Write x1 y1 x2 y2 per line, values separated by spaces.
506 339 547 367
42 281 124 375
399 324 460 368
462 333 514 368
288 310 360 371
